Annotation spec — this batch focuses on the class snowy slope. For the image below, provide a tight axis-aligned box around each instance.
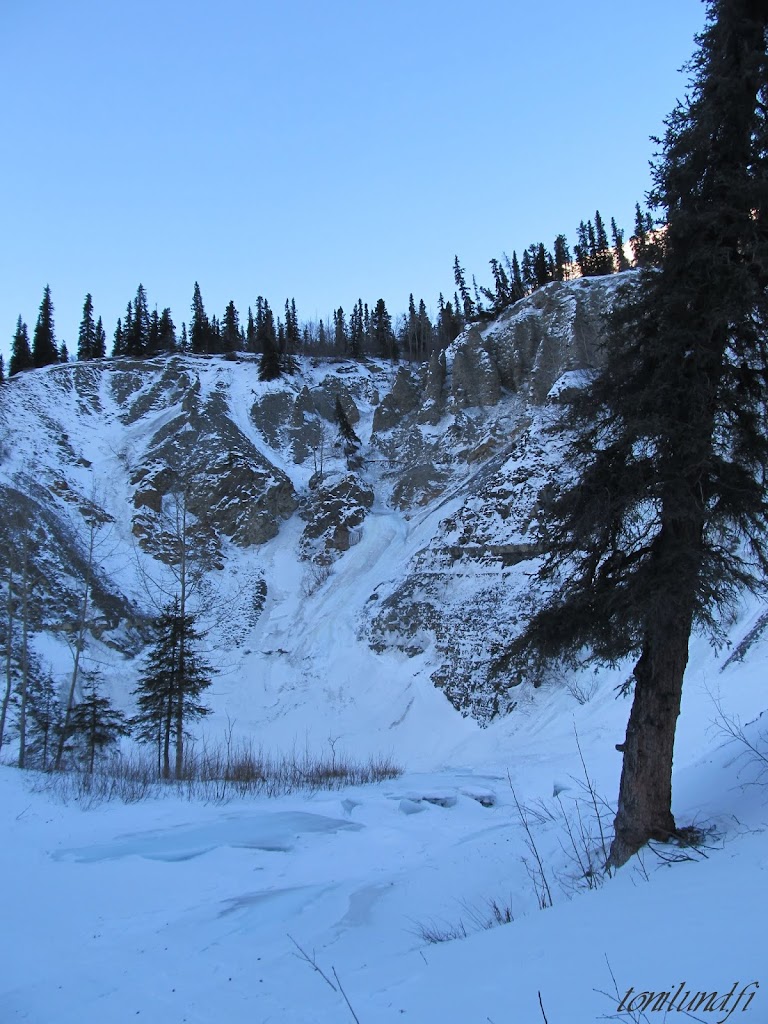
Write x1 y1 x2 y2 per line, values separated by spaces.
1 276 767 1021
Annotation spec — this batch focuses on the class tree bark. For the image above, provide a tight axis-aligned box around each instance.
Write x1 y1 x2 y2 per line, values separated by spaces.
609 516 699 867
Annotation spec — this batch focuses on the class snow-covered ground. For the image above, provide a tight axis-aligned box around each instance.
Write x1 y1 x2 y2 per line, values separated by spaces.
3 604 767 1023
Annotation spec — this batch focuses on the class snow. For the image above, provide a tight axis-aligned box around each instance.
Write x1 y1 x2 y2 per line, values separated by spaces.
2 348 767 1022
3 606 767 1022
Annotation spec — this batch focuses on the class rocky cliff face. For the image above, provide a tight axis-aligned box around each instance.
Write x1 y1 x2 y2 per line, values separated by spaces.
0 274 624 725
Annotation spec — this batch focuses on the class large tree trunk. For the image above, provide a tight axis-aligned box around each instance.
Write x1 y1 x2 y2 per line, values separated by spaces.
609 585 696 867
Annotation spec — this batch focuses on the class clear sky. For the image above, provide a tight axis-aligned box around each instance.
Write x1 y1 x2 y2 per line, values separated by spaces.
1 0 706 362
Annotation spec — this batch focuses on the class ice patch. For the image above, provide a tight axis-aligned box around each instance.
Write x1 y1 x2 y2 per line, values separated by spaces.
53 811 363 863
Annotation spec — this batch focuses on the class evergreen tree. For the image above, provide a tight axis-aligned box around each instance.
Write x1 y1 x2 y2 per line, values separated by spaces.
574 220 591 276
521 246 536 292
132 598 211 779
453 256 475 320
9 317 33 376
0 354 5 385
349 300 365 358
334 307 348 353
24 666 60 771
592 210 614 275
416 299 433 358
58 341 69 363
611 217 631 272
190 282 211 354
630 203 664 267
553 235 572 281
112 318 125 358
124 284 150 357
94 316 107 359
436 294 461 348
371 298 397 360
68 678 130 773
32 285 58 368
335 395 361 449
222 300 240 355
533 243 554 287
246 307 256 352
77 294 97 361
157 309 176 353
148 308 161 354
179 322 189 353
508 0 768 866
257 299 281 380
284 298 300 354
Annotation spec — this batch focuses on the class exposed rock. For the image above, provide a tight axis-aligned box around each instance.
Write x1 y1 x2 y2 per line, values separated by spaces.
417 349 447 424
372 367 422 432
450 330 502 409
300 476 374 563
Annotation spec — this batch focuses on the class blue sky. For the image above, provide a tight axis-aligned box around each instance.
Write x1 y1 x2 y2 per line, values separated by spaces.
1 0 705 361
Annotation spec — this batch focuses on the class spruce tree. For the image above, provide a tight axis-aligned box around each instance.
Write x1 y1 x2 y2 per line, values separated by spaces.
508 0 768 866
0 354 5 385
68 678 130 773
132 598 211 778
58 341 69 363
334 307 348 353
453 256 475 320
25 666 60 770
9 317 33 376
77 294 97 361
222 300 240 355
124 284 150 357
190 282 211 355
157 308 176 353
112 318 125 357
258 300 281 380
611 217 630 272
94 316 107 359
371 298 396 360
592 210 613 275
32 285 58 368
553 235 572 281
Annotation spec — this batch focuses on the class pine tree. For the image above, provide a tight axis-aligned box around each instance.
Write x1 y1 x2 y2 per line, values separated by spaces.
222 300 240 355
132 598 211 778
94 316 107 359
246 307 256 352
58 341 69 363
349 300 365 359
592 210 613 275
453 256 475 320
124 284 150 357
258 299 281 380
334 307 348 353
32 285 58 368
574 221 591 277
9 317 33 376
0 354 5 385
436 294 461 348
24 666 60 771
533 243 554 287
77 294 97 361
335 395 361 449
507 0 768 867
416 298 432 358
68 678 130 773
611 217 630 272
148 308 161 355
553 235 572 281
371 298 397 360
190 282 211 355
112 318 125 358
